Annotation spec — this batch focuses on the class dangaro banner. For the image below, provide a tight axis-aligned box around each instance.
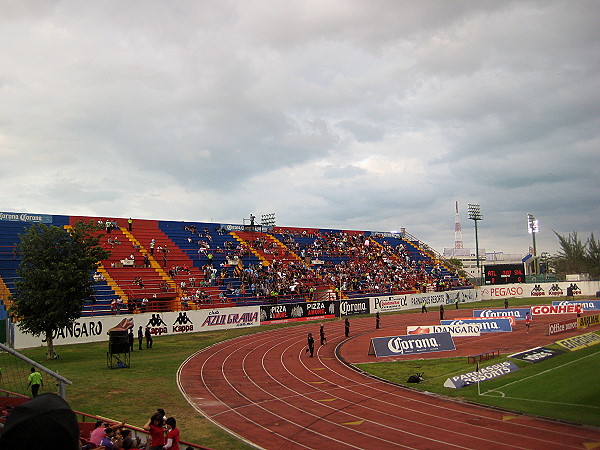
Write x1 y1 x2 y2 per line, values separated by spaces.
406 323 481 337
473 308 531 320
444 361 520 389
368 332 455 357
552 300 600 311
441 318 513 333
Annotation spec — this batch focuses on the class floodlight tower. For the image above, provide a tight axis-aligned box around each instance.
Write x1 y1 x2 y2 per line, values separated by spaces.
261 213 276 227
527 213 539 275
454 201 463 249
467 204 483 276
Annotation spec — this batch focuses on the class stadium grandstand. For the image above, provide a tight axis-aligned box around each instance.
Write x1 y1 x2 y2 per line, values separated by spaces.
0 211 472 447
0 212 470 321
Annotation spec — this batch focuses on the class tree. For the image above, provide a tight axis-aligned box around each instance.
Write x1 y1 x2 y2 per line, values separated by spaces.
10 220 109 359
585 233 600 278
553 231 600 279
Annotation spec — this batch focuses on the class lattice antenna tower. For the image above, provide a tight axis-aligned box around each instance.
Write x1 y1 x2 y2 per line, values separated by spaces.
454 201 463 249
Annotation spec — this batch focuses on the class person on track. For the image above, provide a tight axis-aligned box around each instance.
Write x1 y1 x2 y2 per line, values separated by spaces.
306 332 315 357
375 312 380 329
439 304 445 321
525 313 531 334
344 318 350 337
319 324 326 345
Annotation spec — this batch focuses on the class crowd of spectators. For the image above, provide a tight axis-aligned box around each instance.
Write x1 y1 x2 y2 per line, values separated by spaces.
182 226 467 301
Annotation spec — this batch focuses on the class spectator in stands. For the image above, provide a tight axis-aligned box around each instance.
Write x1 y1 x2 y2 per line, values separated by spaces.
164 417 180 450
122 436 144 450
89 420 107 447
0 393 80 450
100 426 117 448
143 412 165 450
27 367 43 397
150 239 156 255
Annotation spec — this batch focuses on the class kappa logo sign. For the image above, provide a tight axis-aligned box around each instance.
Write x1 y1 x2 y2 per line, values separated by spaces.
531 304 582 315
147 314 168 335
173 312 194 333
369 332 455 357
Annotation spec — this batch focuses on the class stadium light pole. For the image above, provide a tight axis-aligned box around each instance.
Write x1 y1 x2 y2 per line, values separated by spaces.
527 213 539 275
467 204 483 281
261 213 276 227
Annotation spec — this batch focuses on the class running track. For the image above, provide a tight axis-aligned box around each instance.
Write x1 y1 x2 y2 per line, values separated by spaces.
178 309 600 449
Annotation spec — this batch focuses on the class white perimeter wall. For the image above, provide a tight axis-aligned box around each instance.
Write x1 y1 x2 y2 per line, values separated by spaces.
11 281 599 349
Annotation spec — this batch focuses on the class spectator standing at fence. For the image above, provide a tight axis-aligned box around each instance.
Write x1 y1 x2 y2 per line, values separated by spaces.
100 427 117 449
344 318 350 337
27 367 43 397
164 417 181 450
306 332 315 357
143 412 165 450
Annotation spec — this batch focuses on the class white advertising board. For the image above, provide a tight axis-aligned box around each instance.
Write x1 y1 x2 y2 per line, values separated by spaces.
12 306 260 349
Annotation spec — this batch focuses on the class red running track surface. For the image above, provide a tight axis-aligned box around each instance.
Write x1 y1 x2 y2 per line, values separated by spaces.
178 308 600 449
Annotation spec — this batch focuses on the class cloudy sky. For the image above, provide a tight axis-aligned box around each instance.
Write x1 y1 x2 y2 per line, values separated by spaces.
1 0 598 257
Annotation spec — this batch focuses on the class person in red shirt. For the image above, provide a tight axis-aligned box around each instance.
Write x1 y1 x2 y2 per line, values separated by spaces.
164 417 180 450
143 412 165 450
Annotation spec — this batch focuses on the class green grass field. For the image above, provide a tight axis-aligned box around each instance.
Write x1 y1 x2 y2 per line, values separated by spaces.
11 297 600 449
356 334 600 427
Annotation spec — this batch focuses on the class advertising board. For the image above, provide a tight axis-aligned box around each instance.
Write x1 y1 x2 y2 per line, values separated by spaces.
440 318 513 333
368 332 455 357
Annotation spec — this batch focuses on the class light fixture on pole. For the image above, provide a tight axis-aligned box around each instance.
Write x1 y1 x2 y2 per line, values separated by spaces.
261 213 276 227
527 213 539 275
467 204 483 276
